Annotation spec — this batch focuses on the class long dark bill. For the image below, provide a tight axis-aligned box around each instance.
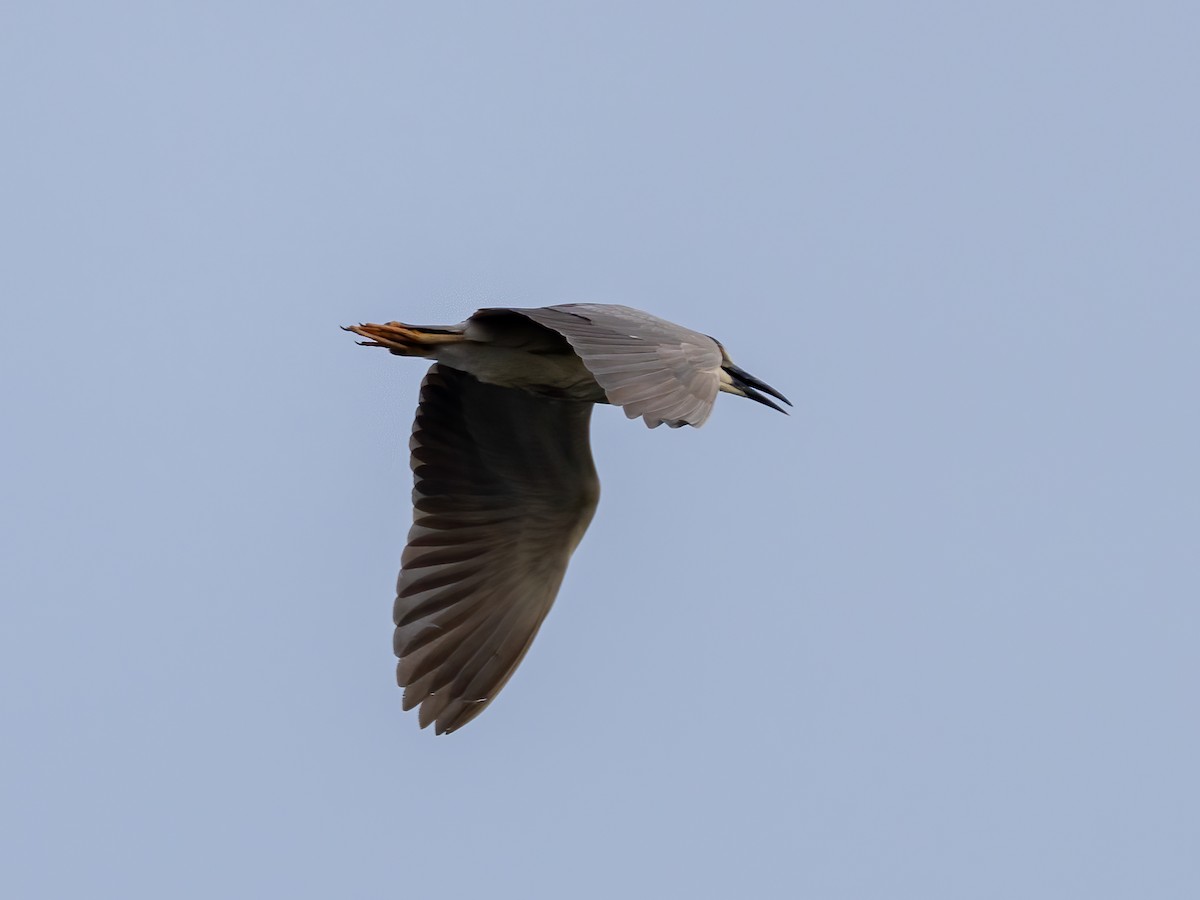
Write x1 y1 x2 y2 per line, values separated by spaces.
726 364 793 414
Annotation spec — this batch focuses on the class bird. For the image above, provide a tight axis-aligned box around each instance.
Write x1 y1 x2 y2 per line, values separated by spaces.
345 303 790 733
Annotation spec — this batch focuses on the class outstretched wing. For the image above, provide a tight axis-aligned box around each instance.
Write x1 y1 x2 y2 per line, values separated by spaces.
394 364 600 734
504 304 723 428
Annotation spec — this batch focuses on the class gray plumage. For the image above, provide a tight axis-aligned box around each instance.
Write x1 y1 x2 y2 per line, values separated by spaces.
346 304 789 733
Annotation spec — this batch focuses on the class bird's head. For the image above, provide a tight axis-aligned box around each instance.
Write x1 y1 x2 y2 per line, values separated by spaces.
715 342 792 414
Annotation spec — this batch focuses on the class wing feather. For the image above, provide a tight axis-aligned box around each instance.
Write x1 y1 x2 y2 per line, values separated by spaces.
500 304 723 428
393 364 600 733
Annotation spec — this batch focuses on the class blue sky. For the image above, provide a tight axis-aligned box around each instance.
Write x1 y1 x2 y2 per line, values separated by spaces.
3 3 1198 897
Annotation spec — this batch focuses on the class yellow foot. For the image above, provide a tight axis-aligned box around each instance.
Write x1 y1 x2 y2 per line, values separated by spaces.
343 322 465 355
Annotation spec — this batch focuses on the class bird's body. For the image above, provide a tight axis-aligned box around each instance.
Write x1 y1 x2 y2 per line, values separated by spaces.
347 304 789 733
405 311 606 402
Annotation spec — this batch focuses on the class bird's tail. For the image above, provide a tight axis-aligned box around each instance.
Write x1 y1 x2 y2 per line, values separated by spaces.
343 322 467 357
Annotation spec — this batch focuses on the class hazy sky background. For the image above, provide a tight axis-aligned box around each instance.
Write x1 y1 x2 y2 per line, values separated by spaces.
3 3 1198 897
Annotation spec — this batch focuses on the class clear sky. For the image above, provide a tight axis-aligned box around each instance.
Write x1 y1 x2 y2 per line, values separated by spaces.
3 2 1198 897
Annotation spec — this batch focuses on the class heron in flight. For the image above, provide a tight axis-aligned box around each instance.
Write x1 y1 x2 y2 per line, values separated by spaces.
346 304 790 733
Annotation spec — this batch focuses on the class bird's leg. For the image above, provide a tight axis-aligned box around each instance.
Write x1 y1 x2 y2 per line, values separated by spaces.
343 322 467 357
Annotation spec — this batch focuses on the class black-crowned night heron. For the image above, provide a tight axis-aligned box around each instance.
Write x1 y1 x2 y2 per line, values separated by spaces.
346 304 790 733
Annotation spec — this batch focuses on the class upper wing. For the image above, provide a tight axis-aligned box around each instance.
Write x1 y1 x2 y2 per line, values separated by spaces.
394 364 600 734
504 304 723 428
